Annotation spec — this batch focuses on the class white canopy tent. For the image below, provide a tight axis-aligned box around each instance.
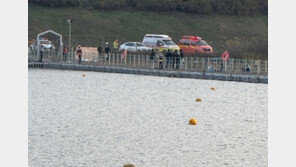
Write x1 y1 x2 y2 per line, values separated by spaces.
36 30 63 61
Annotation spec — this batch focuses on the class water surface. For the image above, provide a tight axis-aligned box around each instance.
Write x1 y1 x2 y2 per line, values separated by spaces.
29 69 267 167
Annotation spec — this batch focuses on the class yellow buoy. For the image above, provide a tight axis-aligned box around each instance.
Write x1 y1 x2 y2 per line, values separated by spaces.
123 164 135 167
211 87 215 90
189 118 197 125
195 98 202 102
82 74 86 77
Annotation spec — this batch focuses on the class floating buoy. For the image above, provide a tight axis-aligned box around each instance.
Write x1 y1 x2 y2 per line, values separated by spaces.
189 118 197 125
211 87 215 90
123 164 135 167
82 74 86 77
195 98 202 102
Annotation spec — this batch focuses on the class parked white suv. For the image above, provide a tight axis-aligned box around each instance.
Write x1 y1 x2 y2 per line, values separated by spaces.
119 42 151 52
142 34 179 52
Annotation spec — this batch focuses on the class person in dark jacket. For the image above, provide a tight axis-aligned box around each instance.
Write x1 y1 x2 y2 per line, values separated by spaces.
150 49 156 68
40 46 44 62
165 49 172 69
63 47 68 62
179 49 184 69
105 42 111 60
172 50 179 69
97 45 102 59
175 50 181 69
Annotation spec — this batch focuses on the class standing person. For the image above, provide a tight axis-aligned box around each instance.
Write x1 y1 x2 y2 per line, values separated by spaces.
105 42 111 61
158 50 164 69
221 50 229 72
121 49 127 64
175 50 181 70
76 45 82 64
113 39 119 51
150 49 156 68
40 46 45 62
63 47 68 62
180 49 184 69
172 50 179 69
165 49 172 69
97 45 102 60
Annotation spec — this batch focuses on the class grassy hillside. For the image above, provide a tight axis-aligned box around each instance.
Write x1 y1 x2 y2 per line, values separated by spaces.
28 3 268 59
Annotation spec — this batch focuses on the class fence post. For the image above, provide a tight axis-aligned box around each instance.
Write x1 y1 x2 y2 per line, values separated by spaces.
231 59 234 73
141 55 144 68
264 60 267 74
207 57 209 72
202 57 205 72
257 59 261 75
111 53 114 66
133 54 136 67
108 53 111 66
138 54 140 68
238 59 241 73
185 57 188 71
188 57 191 71
129 54 132 67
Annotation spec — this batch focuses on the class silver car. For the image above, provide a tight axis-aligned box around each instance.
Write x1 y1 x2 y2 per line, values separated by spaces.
119 42 151 52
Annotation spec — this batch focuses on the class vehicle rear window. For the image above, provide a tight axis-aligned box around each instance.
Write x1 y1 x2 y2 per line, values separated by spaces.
162 40 176 45
196 40 209 46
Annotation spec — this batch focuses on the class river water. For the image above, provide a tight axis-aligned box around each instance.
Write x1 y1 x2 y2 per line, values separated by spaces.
29 69 267 167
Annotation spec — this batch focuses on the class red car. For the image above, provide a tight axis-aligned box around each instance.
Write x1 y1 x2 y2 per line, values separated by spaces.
179 36 213 54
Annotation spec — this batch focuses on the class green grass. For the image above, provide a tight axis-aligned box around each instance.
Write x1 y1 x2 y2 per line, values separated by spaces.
29 3 268 59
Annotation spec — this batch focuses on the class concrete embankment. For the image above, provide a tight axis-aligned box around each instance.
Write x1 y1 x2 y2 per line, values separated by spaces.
28 62 268 84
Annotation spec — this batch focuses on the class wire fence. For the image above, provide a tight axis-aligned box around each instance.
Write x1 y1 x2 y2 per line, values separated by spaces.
28 51 268 75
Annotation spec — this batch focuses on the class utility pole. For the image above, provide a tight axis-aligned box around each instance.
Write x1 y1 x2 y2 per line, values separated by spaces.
67 19 71 58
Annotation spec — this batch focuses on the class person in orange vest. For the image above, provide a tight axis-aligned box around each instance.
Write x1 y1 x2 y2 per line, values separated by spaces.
76 45 82 64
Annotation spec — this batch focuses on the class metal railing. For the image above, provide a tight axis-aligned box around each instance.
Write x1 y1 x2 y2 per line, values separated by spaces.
28 51 268 75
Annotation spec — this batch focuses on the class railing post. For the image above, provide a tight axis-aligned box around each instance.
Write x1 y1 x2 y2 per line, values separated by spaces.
142 54 144 68
129 54 132 67
265 60 268 74
231 59 234 73
108 53 111 66
202 57 206 72
145 55 147 68
257 59 261 75
137 54 140 68
111 53 114 66
238 59 241 73
189 57 192 71
133 54 136 67
185 57 188 71
207 57 209 72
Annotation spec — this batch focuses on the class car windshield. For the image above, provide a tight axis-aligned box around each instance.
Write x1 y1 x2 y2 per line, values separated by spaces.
196 40 209 46
136 43 145 46
125 43 135 46
162 40 175 45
